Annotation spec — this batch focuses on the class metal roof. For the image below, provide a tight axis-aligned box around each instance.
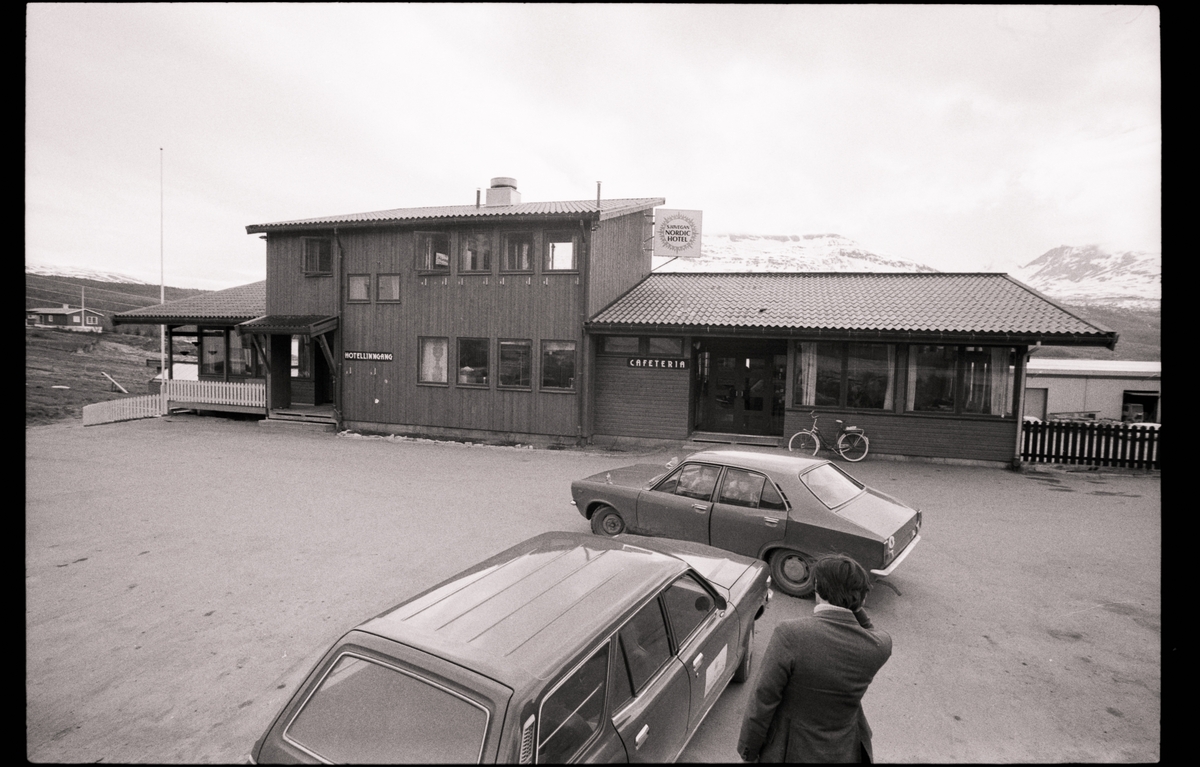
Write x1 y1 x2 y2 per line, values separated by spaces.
112 281 265 325
1026 359 1160 376
357 532 686 683
247 198 665 233
587 272 1117 346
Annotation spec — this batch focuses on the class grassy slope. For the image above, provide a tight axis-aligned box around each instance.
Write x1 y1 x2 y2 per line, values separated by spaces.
1034 303 1161 361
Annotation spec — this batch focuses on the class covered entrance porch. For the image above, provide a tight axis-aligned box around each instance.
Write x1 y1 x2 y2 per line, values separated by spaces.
238 314 340 428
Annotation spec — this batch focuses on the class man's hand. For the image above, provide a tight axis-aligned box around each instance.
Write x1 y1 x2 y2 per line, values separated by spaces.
853 607 874 629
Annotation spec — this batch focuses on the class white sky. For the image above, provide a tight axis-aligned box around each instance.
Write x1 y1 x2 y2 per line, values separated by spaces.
26 4 1160 289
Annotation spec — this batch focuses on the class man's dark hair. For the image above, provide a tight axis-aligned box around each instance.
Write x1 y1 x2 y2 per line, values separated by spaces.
813 555 872 611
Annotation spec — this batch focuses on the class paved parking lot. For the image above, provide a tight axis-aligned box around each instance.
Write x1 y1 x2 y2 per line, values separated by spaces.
27 415 1161 762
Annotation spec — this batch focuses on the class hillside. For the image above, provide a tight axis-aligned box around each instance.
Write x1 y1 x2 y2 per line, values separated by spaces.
26 273 208 335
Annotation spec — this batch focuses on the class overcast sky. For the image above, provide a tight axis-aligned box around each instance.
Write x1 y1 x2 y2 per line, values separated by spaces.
26 4 1160 289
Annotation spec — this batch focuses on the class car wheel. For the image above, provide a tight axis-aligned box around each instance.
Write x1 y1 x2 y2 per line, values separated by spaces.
770 549 816 598
732 621 754 683
590 505 626 536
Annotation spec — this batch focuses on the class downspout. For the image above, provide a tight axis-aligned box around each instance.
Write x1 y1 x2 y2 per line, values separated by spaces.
578 216 593 444
333 225 344 428
1012 346 1029 470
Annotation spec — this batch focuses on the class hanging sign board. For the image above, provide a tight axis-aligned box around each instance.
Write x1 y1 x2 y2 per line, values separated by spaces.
654 209 703 259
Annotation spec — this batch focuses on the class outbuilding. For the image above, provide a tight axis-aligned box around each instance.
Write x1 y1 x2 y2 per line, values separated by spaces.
27 305 106 332
1022 358 1160 423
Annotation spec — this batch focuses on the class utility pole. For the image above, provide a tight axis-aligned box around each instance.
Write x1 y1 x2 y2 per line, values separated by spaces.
160 148 166 381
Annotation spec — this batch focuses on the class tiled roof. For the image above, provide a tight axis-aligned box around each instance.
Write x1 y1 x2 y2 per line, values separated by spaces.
113 281 265 323
587 273 1115 342
246 197 664 232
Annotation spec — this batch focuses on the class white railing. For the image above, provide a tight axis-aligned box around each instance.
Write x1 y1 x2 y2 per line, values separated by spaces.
163 379 265 408
82 394 165 426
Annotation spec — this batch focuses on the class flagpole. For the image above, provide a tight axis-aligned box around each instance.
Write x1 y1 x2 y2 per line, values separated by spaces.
160 147 166 380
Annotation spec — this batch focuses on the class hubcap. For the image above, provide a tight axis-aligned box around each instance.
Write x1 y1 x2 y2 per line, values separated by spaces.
782 555 808 582
602 515 622 534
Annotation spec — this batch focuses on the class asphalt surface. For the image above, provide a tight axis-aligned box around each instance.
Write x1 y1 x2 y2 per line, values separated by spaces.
26 415 1161 762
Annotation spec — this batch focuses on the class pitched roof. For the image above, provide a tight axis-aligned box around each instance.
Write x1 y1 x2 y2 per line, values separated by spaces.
112 281 265 324
246 197 664 233
28 307 105 316
587 272 1116 346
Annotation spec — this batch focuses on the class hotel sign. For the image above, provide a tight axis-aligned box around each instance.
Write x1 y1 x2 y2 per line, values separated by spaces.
627 357 689 369
654 209 703 259
345 351 394 361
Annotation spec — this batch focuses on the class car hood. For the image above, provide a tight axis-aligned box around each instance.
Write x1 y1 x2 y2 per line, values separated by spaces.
580 464 668 490
836 488 919 539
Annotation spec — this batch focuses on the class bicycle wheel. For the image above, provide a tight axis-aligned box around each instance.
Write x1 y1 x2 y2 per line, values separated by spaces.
836 433 869 462
788 430 820 455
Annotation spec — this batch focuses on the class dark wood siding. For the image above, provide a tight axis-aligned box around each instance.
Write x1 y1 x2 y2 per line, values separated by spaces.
587 210 653 316
265 234 338 316
593 356 691 439
782 409 1019 463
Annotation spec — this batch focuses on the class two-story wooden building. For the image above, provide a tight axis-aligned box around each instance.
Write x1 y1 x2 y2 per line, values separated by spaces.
239 177 1117 465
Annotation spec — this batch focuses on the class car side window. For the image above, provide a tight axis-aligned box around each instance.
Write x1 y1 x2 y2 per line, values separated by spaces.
718 468 766 508
759 479 787 511
664 464 721 501
616 599 672 693
660 574 714 649
538 644 609 764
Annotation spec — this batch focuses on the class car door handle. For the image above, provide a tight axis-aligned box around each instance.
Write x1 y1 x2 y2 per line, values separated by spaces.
692 653 704 676
635 724 649 749
763 517 780 526
692 503 709 512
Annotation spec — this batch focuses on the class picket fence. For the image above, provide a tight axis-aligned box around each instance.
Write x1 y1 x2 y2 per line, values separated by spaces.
1021 420 1159 470
82 380 266 426
82 394 164 426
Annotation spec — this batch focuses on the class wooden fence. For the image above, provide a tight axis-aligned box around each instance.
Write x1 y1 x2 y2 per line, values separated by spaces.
162 379 265 407
82 394 164 426
1021 420 1159 470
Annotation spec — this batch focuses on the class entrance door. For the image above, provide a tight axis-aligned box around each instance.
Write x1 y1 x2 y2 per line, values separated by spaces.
696 341 786 435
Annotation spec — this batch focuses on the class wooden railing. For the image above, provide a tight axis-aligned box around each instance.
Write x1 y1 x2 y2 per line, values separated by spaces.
82 394 165 426
163 379 265 407
1021 420 1159 470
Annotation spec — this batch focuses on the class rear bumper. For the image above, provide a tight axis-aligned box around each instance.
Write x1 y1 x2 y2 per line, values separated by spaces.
870 534 921 577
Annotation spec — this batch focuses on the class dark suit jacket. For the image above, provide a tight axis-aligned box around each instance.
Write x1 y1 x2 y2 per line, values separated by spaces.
737 607 892 763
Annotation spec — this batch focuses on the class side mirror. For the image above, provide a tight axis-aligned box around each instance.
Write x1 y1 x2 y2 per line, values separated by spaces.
665 456 680 470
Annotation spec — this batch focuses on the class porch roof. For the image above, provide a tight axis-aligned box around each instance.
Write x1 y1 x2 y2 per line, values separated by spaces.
586 272 1118 348
112 281 265 326
238 314 339 337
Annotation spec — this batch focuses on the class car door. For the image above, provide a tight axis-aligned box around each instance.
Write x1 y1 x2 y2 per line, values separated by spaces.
708 467 789 559
660 573 742 735
635 462 722 543
609 595 691 762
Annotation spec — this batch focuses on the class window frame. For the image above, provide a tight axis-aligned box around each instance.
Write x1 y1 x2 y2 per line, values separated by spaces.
376 274 401 303
501 231 535 273
417 336 450 386
536 643 610 764
904 344 1016 417
598 336 641 356
415 231 451 274
540 340 576 392
346 273 371 303
794 341 894 411
456 337 490 388
459 231 492 274
544 230 579 272
302 237 333 276
497 338 533 390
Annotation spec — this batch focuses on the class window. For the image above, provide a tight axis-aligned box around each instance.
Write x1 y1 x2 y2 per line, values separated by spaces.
304 238 332 274
600 336 640 355
291 336 311 379
545 231 577 271
648 337 684 357
459 232 491 273
794 342 894 410
284 653 488 764
229 331 260 377
654 463 721 501
541 341 576 390
502 232 534 272
661 575 714 648
86 315 99 325
457 338 489 386
418 337 448 384
347 274 370 303
71 315 81 323
498 339 532 388
537 645 609 764
801 463 864 508
377 274 401 302
718 468 767 508
617 599 672 693
904 345 1014 416
201 330 225 376
416 232 450 272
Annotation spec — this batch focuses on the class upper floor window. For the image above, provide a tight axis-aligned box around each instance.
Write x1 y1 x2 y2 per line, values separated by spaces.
416 232 450 273
377 274 401 302
347 274 371 303
459 232 491 273
303 238 332 275
545 231 577 271
502 232 534 272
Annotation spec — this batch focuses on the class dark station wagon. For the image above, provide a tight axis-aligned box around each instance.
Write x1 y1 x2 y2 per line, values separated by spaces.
571 449 922 598
250 531 771 764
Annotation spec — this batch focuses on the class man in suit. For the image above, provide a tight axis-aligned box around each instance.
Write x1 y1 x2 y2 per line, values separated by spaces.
737 555 892 763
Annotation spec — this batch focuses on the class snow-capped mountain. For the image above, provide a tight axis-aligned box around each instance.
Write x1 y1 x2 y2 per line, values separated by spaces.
654 233 938 273
1012 245 1160 309
25 263 152 284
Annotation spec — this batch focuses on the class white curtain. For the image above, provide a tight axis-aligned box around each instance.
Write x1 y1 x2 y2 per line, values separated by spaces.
796 344 817 406
883 345 895 410
905 347 918 411
990 346 1013 415
420 338 447 383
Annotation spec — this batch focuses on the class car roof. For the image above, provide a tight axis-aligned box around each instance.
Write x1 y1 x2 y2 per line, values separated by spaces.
684 448 827 475
356 532 689 688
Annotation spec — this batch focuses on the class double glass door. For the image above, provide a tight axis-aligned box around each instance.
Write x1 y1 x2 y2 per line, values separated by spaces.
696 341 786 435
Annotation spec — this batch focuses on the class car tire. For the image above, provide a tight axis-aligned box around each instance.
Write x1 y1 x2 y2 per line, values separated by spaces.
732 621 754 683
590 505 626 536
770 549 816 598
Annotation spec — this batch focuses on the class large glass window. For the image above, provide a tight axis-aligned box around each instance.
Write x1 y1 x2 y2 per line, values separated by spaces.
459 232 491 273
303 238 332 274
541 341 576 390
907 345 957 412
347 274 370 303
419 337 448 384
377 274 401 302
498 340 532 388
201 330 225 376
416 233 451 272
502 232 534 272
284 653 488 764
457 338 489 386
291 336 311 379
545 231 577 271
795 342 894 410
905 345 1015 416
537 645 609 764
229 331 259 377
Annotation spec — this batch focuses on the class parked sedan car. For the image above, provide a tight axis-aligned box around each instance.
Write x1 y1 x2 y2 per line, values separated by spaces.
249 531 771 764
571 449 921 598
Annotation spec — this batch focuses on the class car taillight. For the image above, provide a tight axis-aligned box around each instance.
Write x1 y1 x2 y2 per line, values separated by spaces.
518 714 536 764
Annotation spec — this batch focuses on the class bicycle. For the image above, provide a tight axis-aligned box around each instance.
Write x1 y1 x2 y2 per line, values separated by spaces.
787 411 870 462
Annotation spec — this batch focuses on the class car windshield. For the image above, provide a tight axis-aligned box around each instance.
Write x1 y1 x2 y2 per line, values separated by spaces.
284 653 489 763
799 463 864 508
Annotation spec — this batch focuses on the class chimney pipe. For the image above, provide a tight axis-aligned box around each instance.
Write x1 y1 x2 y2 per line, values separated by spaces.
596 181 601 210
485 177 520 206
476 188 481 209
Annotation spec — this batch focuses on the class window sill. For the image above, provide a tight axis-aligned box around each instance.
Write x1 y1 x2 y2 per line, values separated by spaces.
303 272 332 278
417 381 450 388
540 387 577 395
497 386 533 392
